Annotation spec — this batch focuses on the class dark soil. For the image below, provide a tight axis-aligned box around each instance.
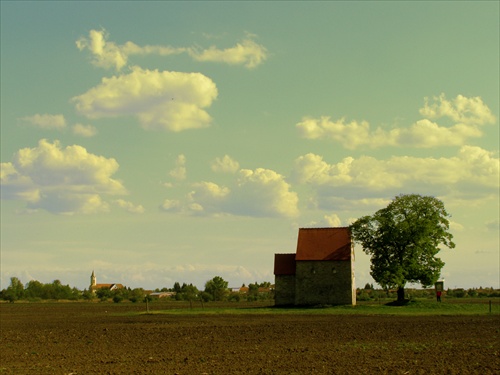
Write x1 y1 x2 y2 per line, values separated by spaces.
1 302 499 374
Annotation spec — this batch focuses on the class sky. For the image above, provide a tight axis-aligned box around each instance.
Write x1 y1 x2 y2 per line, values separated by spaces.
1 1 499 291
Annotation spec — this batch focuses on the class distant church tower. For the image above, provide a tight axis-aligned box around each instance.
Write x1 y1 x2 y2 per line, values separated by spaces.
90 270 96 290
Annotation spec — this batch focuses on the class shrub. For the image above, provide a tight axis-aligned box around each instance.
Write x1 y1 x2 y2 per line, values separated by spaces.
357 291 371 301
200 292 212 302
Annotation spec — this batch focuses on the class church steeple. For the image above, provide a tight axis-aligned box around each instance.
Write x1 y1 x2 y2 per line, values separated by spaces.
90 270 96 288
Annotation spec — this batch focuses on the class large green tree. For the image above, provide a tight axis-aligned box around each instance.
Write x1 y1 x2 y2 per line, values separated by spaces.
350 194 455 303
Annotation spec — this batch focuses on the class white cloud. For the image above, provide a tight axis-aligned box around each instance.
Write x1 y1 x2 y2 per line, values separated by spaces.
76 29 267 71
192 181 231 199
305 213 343 228
169 154 187 181
121 42 187 57
297 117 376 149
188 36 267 69
296 94 496 149
210 155 240 173
114 199 145 214
292 153 355 186
72 66 218 132
164 168 299 218
159 199 182 212
76 29 127 71
399 119 483 147
72 123 97 137
420 93 496 125
1 139 127 214
323 213 342 227
19 114 66 130
292 146 499 209
296 117 484 149
0 162 40 203
227 168 299 218
187 181 231 215
76 29 186 71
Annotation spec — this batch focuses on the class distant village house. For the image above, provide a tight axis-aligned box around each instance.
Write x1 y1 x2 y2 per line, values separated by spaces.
148 291 176 298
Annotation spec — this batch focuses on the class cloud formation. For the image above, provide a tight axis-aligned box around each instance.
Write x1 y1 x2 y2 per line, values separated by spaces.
296 94 496 149
420 93 496 125
114 199 145 214
292 146 499 208
76 29 267 71
210 155 240 173
72 66 218 132
1 139 127 214
161 167 299 218
305 213 343 228
76 29 186 71
159 199 183 213
19 114 66 130
169 154 187 181
72 123 97 137
227 168 299 218
323 213 342 227
188 37 267 69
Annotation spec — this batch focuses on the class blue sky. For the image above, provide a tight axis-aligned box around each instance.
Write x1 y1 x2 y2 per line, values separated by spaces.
1 1 499 291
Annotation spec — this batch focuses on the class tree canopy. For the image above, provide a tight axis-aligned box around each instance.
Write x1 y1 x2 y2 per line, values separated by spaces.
350 194 455 302
3 277 24 302
204 276 228 301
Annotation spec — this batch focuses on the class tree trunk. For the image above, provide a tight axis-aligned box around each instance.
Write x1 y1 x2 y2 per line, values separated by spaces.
397 286 405 303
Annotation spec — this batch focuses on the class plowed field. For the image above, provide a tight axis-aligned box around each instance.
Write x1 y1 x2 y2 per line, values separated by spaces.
1 302 499 374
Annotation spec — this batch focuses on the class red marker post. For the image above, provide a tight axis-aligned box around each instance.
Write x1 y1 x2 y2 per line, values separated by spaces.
435 280 444 302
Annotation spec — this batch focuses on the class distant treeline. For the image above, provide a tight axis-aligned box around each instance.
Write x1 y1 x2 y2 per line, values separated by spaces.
357 283 500 301
1 278 83 302
2 277 498 303
0 276 274 303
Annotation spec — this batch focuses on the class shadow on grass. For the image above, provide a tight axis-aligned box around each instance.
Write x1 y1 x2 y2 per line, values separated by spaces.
385 299 411 307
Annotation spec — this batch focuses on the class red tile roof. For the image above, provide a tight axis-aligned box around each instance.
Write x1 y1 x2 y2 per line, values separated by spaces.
295 227 352 261
92 283 113 289
91 283 124 290
274 253 296 275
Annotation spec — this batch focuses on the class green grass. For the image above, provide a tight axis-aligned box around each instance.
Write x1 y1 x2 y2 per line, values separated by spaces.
5 297 496 317
129 298 500 317
352 298 500 315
